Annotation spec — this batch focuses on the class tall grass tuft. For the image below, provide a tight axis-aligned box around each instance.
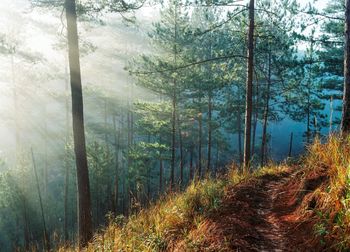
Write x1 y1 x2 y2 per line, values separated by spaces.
304 135 350 250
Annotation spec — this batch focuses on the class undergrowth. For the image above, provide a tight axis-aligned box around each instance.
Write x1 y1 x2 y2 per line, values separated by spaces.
60 164 288 252
303 136 350 250
58 136 350 251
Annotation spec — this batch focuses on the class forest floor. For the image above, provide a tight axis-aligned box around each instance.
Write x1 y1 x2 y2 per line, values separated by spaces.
188 168 325 252
66 139 349 252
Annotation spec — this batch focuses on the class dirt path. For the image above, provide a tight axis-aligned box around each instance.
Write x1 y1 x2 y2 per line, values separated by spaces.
196 171 315 252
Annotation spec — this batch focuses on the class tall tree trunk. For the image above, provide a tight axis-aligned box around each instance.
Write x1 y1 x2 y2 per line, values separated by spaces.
11 54 20 166
170 1 178 189
44 107 49 197
243 0 255 172
120 114 128 216
171 89 176 188
104 98 109 145
306 37 314 144
252 75 259 157
159 150 163 194
113 116 120 214
65 0 92 247
342 0 350 132
307 85 311 144
260 49 271 167
288 132 293 158
22 197 30 251
329 96 333 135
190 144 194 181
31 149 50 251
207 92 213 175
130 109 134 146
237 105 243 164
63 57 70 242
177 115 184 185
146 134 151 204
125 110 131 216
198 108 203 178
63 158 69 242
215 139 219 174
94 143 100 226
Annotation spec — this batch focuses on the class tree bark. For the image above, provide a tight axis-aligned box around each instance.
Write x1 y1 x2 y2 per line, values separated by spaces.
31 149 50 251
198 109 203 178
63 158 69 242
207 92 213 175
11 54 20 166
215 139 219 174
243 0 255 172
329 96 333 135
288 132 293 158
177 115 184 185
252 75 259 157
170 1 178 189
22 197 30 251
260 49 271 167
171 88 176 188
159 158 163 194
306 84 311 144
112 115 120 214
237 105 243 164
342 0 350 132
190 144 194 181
63 57 70 242
65 0 92 247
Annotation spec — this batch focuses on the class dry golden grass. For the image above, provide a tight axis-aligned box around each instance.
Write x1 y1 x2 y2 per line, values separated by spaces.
59 163 256 252
60 136 350 251
301 135 350 250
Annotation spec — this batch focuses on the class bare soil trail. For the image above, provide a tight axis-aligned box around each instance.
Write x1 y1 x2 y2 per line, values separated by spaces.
193 170 323 252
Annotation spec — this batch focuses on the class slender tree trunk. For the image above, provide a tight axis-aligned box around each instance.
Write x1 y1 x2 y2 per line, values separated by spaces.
146 134 151 204
65 0 92 246
120 114 128 216
31 149 50 251
11 54 20 166
307 86 311 144
243 0 255 172
125 110 131 216
177 115 184 185
171 89 176 188
260 50 271 167
63 157 69 242
63 57 70 242
288 132 294 158
190 144 194 181
252 75 259 157
198 108 203 178
237 105 243 164
22 197 30 251
306 38 314 144
104 98 109 146
207 92 213 175
215 139 219 174
130 110 134 146
329 96 333 135
170 1 178 189
44 108 49 197
159 159 163 194
113 116 120 214
342 0 350 132
94 143 100 226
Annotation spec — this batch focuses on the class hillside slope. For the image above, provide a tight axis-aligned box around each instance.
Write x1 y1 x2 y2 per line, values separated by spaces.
62 137 350 252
